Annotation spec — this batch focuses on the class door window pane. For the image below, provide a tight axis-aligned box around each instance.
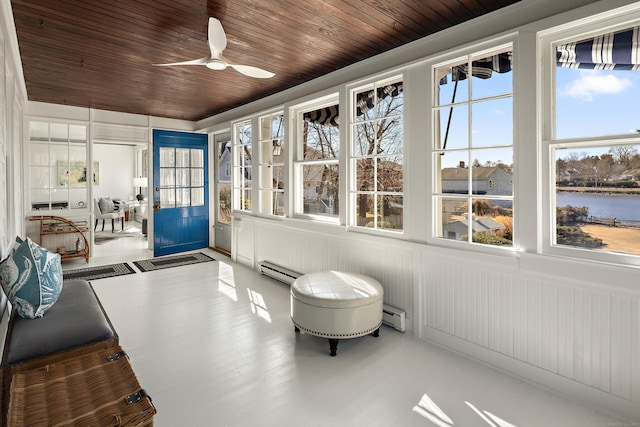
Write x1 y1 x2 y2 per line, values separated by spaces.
217 140 232 224
191 169 204 187
160 148 175 167
159 147 205 208
191 188 205 207
160 188 175 208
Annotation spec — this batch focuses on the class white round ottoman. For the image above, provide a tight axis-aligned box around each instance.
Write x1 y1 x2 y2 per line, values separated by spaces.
290 271 384 356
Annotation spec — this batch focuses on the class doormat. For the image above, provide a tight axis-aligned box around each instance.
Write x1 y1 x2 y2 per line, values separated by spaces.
133 252 215 273
63 262 136 281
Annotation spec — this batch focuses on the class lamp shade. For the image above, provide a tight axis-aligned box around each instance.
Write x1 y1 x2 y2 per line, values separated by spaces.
133 177 147 188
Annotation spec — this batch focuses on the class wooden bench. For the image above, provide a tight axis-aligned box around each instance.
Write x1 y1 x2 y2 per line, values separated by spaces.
0 280 154 426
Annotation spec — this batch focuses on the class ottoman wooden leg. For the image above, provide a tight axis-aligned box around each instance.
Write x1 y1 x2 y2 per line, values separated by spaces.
373 328 380 337
328 339 339 357
294 326 300 333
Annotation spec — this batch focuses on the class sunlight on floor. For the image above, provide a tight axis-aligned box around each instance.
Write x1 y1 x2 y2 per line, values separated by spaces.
412 394 519 427
412 394 454 427
216 262 237 301
465 401 518 427
247 288 271 323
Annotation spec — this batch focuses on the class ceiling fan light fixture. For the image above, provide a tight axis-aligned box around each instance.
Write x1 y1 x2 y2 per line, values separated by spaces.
206 59 227 70
153 17 273 78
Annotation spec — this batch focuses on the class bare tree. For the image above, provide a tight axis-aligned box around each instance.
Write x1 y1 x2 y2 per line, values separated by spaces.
608 145 638 166
355 88 403 222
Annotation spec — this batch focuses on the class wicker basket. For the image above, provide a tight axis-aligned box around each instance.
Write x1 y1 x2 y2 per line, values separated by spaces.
7 346 155 426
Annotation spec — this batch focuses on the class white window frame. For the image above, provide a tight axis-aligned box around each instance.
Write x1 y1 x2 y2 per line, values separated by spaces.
348 74 405 234
257 110 285 217
232 118 253 213
540 7 640 268
429 40 516 252
291 93 341 223
26 119 91 213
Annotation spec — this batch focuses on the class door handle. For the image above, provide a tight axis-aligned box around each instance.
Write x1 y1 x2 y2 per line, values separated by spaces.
154 201 161 212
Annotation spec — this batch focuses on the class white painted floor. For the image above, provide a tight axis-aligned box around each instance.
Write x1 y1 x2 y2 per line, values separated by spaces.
60 224 625 427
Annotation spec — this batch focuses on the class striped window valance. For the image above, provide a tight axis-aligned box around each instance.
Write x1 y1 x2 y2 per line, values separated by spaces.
303 82 404 127
355 81 403 117
303 105 340 127
556 27 640 70
439 52 513 85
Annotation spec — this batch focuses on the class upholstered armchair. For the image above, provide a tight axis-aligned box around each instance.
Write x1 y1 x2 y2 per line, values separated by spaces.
94 198 125 232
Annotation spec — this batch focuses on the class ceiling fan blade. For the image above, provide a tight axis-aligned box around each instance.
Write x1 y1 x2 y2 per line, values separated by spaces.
229 64 275 78
208 17 227 57
153 57 208 66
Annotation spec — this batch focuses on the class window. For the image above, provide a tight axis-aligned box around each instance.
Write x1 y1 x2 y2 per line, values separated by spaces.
233 119 252 212
432 46 514 247
548 23 640 261
258 112 285 216
28 121 89 211
158 147 205 208
294 97 340 219
216 137 232 224
350 77 404 231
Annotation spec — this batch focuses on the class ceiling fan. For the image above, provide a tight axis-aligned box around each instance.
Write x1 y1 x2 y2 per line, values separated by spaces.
153 17 275 79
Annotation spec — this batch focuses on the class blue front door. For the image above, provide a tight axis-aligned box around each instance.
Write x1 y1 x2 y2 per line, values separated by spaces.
153 130 209 257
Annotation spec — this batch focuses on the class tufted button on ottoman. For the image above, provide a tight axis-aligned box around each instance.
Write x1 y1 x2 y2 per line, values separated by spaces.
290 271 383 356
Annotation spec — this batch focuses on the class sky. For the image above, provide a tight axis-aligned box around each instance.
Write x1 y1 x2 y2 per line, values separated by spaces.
437 68 513 169
437 64 640 167
555 67 640 160
556 67 640 140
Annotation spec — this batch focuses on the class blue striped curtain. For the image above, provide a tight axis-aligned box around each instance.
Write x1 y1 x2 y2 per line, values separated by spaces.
354 82 403 117
303 82 404 127
439 52 512 85
303 105 340 127
557 27 640 70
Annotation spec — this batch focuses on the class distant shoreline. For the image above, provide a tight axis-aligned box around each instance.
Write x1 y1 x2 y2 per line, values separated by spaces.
557 186 640 195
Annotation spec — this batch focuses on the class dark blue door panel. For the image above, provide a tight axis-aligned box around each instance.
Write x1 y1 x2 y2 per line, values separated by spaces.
153 130 208 257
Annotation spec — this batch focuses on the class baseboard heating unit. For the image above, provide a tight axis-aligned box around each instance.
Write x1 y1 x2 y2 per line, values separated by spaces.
382 304 406 332
258 261 301 285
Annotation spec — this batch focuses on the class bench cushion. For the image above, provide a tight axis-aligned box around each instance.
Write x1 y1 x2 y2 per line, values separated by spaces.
2 280 117 366
291 271 383 309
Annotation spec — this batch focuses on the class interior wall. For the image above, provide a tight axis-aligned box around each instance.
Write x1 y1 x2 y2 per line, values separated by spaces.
0 0 26 256
92 143 136 202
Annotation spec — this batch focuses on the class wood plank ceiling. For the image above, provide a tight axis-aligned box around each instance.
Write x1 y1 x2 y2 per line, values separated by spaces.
11 0 521 122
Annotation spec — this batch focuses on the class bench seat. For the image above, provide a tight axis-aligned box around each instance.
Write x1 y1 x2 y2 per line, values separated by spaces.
0 279 119 424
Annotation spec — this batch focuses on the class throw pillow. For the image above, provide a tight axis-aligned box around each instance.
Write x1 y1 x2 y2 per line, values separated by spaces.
0 237 63 318
98 197 114 213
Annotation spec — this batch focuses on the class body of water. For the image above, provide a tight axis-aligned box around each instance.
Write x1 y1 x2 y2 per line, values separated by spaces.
557 192 640 222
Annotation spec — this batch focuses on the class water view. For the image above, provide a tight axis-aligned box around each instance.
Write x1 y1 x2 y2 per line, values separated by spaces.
556 192 640 222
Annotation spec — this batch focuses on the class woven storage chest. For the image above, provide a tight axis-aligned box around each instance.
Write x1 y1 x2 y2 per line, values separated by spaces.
7 346 155 426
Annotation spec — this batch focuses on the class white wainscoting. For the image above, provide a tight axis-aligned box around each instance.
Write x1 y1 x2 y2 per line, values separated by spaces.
235 215 640 421
418 247 640 421
245 216 415 322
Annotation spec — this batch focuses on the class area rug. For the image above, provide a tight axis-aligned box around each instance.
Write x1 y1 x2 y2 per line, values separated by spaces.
94 226 141 245
133 252 215 272
63 262 136 281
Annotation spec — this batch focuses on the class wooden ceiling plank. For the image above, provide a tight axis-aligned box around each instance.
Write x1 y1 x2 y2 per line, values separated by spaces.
10 0 521 120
